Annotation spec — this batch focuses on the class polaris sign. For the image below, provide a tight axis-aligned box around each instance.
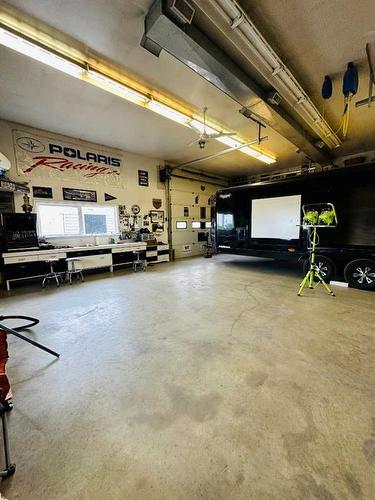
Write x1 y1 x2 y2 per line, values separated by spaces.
48 144 121 167
14 129 124 186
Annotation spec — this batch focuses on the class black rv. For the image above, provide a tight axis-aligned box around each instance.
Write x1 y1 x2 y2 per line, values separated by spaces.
214 165 375 290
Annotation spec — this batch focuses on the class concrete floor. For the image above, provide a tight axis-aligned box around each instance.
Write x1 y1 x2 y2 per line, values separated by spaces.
0 255 374 500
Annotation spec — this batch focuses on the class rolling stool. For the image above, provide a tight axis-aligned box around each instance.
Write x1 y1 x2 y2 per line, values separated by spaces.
42 257 62 288
132 251 146 272
65 257 84 284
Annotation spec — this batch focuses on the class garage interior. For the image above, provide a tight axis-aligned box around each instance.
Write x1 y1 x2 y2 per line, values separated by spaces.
0 1 374 499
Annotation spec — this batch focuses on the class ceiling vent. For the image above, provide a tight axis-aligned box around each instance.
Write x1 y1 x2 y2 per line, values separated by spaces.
142 0 332 163
166 0 195 25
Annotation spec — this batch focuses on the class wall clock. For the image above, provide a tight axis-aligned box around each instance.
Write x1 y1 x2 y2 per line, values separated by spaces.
131 204 140 215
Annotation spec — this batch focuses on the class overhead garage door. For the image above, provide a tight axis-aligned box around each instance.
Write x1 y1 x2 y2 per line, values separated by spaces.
169 175 219 259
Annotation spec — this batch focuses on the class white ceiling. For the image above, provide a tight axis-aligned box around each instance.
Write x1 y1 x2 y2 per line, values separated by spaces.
0 0 300 177
239 0 375 157
2 0 373 177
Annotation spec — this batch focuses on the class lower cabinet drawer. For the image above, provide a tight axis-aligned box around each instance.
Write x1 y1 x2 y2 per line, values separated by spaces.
38 253 67 261
157 255 170 262
4 255 39 265
146 250 157 258
112 245 145 254
79 253 112 270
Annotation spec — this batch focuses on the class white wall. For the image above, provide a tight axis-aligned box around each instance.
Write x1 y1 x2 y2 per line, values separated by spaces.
0 118 168 246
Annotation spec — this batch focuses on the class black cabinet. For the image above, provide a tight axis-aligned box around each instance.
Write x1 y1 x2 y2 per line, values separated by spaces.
112 250 146 265
3 259 67 282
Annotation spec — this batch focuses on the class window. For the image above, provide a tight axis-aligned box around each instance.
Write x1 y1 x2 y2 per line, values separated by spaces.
217 213 234 230
176 221 187 229
192 221 201 229
37 203 118 237
200 206 206 219
205 221 212 228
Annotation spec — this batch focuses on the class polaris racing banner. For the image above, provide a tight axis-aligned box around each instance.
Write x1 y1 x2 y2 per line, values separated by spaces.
13 129 124 186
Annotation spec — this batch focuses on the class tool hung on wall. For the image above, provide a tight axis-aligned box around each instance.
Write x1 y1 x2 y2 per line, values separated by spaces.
340 62 359 138
321 62 359 139
321 75 333 100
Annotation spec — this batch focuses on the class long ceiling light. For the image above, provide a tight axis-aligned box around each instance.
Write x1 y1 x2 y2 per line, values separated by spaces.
0 24 276 164
205 0 341 150
215 133 276 163
188 119 217 135
86 70 149 106
147 100 191 124
0 26 84 78
189 120 275 163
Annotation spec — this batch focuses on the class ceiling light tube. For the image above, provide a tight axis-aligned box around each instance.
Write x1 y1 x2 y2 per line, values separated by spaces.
215 135 241 147
216 134 276 164
0 24 278 161
256 154 276 164
86 70 149 105
0 27 84 78
212 0 341 149
189 119 218 135
147 100 191 124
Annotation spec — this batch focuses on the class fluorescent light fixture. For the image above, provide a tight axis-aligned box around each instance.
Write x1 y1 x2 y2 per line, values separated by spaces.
189 119 218 135
240 147 276 163
257 153 276 164
214 0 341 149
216 133 276 163
147 100 190 124
0 27 84 78
215 135 241 148
0 25 277 163
87 70 149 105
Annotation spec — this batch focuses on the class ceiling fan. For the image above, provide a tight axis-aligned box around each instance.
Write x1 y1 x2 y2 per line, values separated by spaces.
189 107 235 149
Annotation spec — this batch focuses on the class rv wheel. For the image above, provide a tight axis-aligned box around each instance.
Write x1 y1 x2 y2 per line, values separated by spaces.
303 255 336 282
344 259 375 290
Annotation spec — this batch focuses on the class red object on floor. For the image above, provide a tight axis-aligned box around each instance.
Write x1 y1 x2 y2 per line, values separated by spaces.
0 330 12 401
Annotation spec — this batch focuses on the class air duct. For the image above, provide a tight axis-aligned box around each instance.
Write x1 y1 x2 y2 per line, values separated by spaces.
142 0 336 163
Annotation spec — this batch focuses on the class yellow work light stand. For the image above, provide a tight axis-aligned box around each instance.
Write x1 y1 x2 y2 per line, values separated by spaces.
297 203 338 297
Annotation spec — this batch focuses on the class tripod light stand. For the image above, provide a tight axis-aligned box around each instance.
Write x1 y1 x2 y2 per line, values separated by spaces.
297 203 338 297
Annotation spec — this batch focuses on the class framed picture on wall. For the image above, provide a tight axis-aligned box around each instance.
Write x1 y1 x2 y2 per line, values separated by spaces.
150 210 164 223
63 187 97 202
32 186 53 198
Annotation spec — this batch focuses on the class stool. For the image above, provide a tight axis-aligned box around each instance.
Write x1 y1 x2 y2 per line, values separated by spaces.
65 257 84 284
42 258 62 288
132 251 146 272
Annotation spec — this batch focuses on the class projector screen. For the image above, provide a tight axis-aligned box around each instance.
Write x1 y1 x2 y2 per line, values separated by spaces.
251 194 301 240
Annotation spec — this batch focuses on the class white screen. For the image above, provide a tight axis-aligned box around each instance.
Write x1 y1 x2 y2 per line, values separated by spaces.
251 195 301 240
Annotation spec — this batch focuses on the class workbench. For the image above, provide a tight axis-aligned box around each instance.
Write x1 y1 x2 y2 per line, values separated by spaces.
1 242 170 290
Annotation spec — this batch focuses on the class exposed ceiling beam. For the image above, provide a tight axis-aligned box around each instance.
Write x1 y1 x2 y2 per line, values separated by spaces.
142 0 336 164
